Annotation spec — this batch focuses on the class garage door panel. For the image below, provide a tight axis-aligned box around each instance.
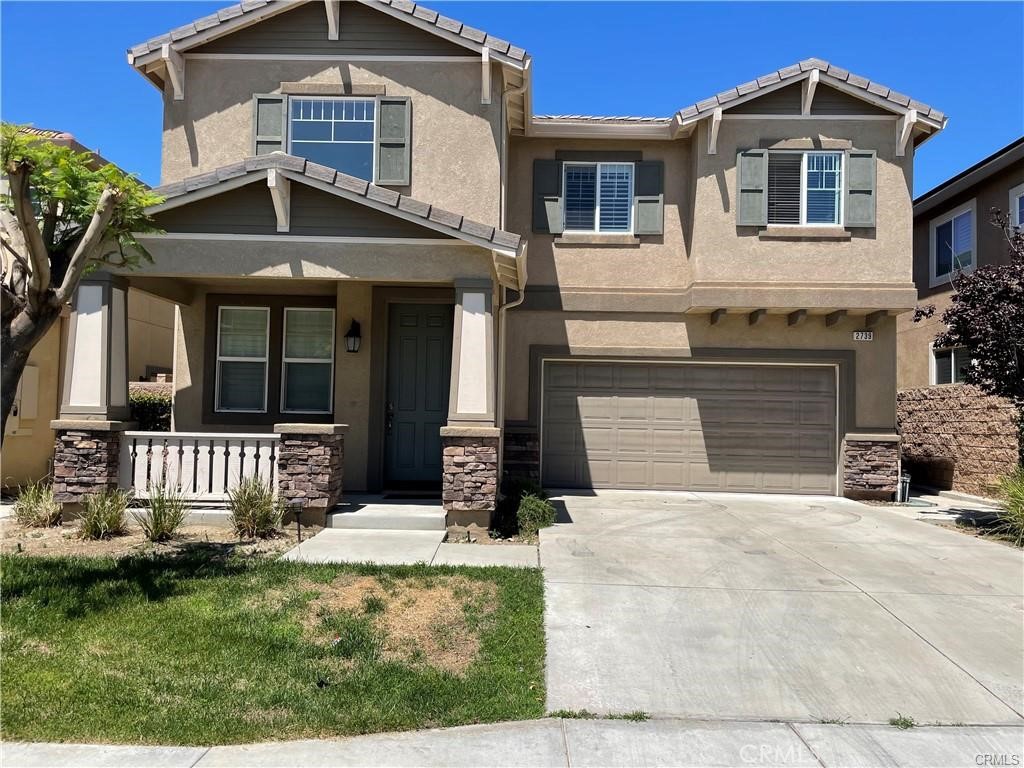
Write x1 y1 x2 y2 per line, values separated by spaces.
542 362 837 494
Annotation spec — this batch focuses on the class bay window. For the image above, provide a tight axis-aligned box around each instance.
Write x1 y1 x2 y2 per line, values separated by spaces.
767 151 843 226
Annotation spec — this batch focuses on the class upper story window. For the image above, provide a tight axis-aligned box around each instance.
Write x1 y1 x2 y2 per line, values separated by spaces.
932 346 970 385
929 200 975 287
1010 182 1024 228
288 97 376 181
767 151 843 226
563 162 634 234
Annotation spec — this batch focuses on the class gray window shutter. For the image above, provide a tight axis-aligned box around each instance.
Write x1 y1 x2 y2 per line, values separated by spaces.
533 159 564 234
633 161 664 235
253 94 287 155
845 149 876 227
375 96 411 185
736 149 768 226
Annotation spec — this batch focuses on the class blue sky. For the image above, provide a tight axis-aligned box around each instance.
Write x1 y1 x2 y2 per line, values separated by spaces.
2 1 1021 195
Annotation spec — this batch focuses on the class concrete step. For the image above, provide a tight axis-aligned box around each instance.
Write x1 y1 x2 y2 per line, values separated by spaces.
327 503 447 531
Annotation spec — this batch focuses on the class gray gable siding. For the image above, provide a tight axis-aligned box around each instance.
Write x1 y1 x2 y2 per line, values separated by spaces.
192 2 471 57
728 83 890 116
155 179 448 239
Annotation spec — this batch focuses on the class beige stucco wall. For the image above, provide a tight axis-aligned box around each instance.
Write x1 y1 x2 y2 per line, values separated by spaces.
161 58 503 225
691 118 914 288
1 317 66 488
127 289 175 381
334 282 373 491
896 292 952 390
504 309 897 433
508 137 691 289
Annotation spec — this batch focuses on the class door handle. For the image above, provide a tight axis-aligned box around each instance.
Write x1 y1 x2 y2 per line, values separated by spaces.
385 401 394 434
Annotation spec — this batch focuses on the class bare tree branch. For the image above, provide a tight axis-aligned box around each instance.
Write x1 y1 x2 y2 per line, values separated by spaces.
41 198 58 250
1 281 22 321
52 186 120 306
8 161 51 302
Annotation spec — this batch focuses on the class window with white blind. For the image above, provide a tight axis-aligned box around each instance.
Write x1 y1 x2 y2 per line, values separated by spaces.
932 346 970 385
563 162 634 233
288 97 376 180
930 201 975 286
767 151 843 226
281 308 335 414
216 307 270 413
1010 183 1024 228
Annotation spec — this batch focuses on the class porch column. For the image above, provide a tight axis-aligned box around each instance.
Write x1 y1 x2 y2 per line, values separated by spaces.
442 279 499 528
51 273 134 513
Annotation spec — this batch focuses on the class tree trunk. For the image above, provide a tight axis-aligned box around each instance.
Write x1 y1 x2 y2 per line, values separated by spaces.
1 305 62 442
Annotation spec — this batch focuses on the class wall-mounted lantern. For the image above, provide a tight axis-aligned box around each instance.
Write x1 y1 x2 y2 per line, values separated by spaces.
344 320 361 353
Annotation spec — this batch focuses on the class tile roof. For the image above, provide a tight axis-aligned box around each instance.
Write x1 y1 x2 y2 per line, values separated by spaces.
17 126 72 139
128 0 528 63
675 58 945 125
152 153 523 253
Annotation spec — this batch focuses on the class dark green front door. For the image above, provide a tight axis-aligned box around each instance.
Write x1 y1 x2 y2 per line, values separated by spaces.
384 303 453 488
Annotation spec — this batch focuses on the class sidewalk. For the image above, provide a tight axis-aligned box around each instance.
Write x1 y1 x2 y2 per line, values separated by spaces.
4 718 1022 767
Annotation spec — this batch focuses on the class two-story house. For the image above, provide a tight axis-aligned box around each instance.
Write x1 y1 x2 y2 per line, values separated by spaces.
896 137 1023 496
49 0 946 524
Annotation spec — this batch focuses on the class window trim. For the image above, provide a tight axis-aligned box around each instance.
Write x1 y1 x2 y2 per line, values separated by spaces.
562 161 635 235
286 95 378 182
765 149 844 228
928 198 977 288
1009 182 1024 228
215 305 270 414
280 307 336 415
929 343 970 386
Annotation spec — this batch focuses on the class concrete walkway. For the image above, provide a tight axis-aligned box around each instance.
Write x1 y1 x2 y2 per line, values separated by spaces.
542 490 1024 725
5 719 1022 767
281 528 538 567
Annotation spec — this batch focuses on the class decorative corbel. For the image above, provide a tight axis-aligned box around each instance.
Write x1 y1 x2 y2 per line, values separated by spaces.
325 0 340 41
801 69 819 115
897 109 918 157
161 43 185 101
267 169 290 233
481 46 492 105
708 107 722 155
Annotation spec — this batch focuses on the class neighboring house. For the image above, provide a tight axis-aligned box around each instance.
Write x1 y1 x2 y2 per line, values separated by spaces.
0 128 175 490
896 137 1023 496
49 0 946 523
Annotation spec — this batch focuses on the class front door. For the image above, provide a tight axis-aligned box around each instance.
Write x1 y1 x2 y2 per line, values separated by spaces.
384 303 454 488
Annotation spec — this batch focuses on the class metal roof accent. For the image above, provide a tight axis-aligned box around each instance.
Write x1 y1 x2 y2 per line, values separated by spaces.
151 152 523 254
535 115 673 125
128 0 528 64
674 58 945 126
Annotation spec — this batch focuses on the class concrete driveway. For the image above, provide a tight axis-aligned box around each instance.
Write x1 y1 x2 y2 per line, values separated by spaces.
541 490 1024 725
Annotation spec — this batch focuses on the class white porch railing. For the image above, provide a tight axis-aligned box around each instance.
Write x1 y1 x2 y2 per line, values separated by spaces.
118 432 280 500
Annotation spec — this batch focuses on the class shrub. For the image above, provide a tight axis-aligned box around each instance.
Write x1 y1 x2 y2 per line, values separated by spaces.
994 465 1024 547
13 480 61 527
227 476 283 539
517 493 557 537
79 489 130 540
132 483 190 542
129 388 171 431
494 476 548 536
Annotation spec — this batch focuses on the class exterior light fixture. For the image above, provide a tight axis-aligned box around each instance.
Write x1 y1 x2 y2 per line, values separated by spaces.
344 320 361 353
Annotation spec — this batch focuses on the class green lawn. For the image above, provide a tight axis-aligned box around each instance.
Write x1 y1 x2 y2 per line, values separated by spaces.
0 550 545 745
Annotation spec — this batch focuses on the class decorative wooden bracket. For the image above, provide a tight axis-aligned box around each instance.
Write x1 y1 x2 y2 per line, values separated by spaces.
897 109 918 157
748 308 766 326
865 310 887 327
161 43 185 101
787 309 807 327
825 310 846 327
325 0 340 41
708 107 722 155
709 308 726 325
801 69 819 115
481 46 492 105
267 169 290 233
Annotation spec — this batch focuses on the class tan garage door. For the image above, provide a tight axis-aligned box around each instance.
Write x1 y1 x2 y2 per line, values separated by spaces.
542 361 837 495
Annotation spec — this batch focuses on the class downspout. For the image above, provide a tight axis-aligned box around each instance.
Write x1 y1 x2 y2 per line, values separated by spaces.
495 74 531 477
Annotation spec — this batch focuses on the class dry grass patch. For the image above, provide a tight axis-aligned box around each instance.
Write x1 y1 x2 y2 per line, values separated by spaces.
293 574 499 676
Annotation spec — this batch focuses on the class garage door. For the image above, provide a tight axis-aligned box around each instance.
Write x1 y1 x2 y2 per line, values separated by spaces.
542 361 837 494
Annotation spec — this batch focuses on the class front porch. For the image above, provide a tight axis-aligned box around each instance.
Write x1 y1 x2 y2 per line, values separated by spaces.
50 156 527 528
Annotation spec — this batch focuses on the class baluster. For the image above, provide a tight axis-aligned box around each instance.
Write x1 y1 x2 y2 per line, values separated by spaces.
208 440 215 494
177 439 185 489
268 439 277 486
130 438 139 492
145 439 153 487
254 441 262 481
223 440 231 493
192 441 200 494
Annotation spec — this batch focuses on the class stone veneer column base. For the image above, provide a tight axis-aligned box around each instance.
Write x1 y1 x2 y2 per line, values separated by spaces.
441 426 500 528
842 433 900 501
50 420 135 515
274 424 347 526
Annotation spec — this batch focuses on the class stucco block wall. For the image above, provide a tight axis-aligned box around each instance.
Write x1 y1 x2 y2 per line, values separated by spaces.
503 309 898 433
691 119 914 288
161 59 503 225
897 385 1020 496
